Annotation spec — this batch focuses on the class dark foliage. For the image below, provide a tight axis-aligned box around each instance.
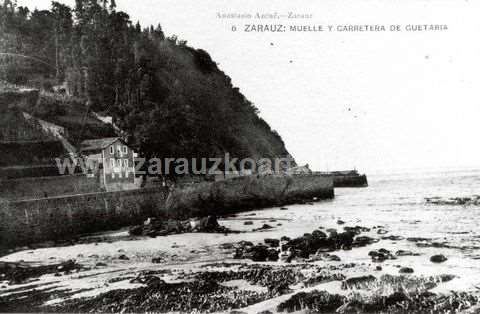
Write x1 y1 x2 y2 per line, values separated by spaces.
0 0 291 165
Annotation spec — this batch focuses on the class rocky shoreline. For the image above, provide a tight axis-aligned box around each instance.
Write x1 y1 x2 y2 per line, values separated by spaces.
1 205 480 313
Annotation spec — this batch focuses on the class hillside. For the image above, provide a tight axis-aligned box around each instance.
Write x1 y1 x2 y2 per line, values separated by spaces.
0 82 116 144
0 0 294 171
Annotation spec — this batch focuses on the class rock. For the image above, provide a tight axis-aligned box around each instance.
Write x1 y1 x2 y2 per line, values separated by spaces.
369 249 396 262
244 221 254 225
267 249 280 261
430 254 447 263
219 243 234 250
407 237 431 243
129 225 143 236
353 236 378 247
151 257 163 264
382 235 405 241
131 215 228 237
399 267 414 274
384 291 410 306
312 230 327 238
280 207 288 210
277 290 346 313
439 274 456 282
279 248 295 263
145 276 166 289
337 220 345 225
326 228 337 234
246 245 269 262
332 231 355 248
344 226 370 235
264 238 280 247
395 250 419 256
268 282 292 296
237 241 254 248
377 229 389 235
312 253 341 262
342 275 377 290
234 244 278 262
118 254 130 260
283 228 361 259
95 262 107 267
195 215 221 232
375 266 382 271
253 224 274 231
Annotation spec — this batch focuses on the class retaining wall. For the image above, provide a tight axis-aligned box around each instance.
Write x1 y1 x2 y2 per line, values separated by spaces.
165 174 334 217
0 174 333 248
0 174 102 200
0 187 168 248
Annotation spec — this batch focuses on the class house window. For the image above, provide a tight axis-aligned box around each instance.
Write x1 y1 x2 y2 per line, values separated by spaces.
110 159 115 168
123 146 128 154
110 146 114 154
117 159 122 168
124 159 130 177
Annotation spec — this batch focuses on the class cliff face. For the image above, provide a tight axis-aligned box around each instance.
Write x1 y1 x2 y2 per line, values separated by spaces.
111 41 294 163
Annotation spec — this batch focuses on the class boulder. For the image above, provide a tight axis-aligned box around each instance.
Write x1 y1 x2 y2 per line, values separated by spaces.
369 249 396 262
129 225 143 236
196 215 220 231
264 238 280 247
118 254 130 260
384 291 410 306
395 250 419 256
312 230 327 238
352 236 378 247
342 275 377 290
430 254 447 263
399 267 414 274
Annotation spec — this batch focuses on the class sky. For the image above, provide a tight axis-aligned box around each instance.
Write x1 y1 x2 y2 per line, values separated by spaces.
18 0 480 173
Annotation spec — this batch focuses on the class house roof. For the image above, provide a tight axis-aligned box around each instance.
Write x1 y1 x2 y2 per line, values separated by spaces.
80 137 122 151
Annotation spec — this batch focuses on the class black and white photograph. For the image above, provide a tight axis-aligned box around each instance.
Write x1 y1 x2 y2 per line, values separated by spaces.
1 0 480 313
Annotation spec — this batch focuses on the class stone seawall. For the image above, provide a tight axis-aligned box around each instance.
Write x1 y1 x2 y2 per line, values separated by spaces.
333 174 368 187
0 174 333 249
0 174 102 201
165 174 334 217
0 188 169 248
